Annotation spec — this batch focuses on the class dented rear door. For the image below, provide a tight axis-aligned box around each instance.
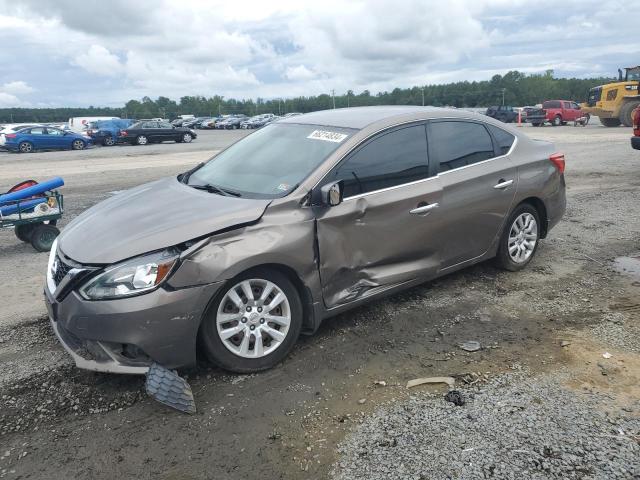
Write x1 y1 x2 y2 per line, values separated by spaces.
314 123 444 309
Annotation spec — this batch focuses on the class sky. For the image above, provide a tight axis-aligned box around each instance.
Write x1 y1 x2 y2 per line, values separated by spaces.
0 0 637 108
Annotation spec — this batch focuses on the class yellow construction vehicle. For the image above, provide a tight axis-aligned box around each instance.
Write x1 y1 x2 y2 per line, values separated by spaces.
582 66 640 127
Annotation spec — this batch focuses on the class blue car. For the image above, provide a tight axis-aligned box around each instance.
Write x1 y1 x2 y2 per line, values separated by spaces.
86 119 134 146
3 126 92 153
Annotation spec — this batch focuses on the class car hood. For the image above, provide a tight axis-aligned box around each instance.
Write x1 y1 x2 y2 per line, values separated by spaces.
59 177 271 264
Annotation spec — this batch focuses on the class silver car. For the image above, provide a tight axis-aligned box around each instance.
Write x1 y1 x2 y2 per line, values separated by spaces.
44 106 566 374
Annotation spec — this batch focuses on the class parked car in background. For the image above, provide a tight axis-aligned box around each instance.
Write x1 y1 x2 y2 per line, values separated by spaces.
86 119 134 146
199 117 221 129
215 115 248 129
195 118 215 129
632 105 640 150
182 117 208 129
45 106 565 374
3 126 92 153
485 106 518 123
240 114 276 129
0 124 42 147
523 106 547 127
282 112 303 118
119 120 197 145
542 100 588 126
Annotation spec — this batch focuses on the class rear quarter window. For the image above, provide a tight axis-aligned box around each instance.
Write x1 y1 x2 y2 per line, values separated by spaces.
487 125 516 155
430 121 494 173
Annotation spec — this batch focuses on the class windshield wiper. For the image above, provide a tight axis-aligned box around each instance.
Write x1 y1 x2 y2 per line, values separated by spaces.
180 162 204 184
190 183 242 197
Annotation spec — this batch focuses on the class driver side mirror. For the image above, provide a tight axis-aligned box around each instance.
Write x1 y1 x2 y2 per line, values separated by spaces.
319 180 343 207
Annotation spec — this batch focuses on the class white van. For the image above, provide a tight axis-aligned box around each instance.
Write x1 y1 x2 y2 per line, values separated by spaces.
68 116 119 132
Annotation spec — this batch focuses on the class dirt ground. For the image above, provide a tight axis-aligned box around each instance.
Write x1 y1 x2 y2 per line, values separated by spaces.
0 124 638 479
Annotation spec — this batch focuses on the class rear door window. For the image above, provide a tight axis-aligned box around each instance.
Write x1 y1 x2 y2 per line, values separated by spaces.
430 121 495 173
543 101 561 109
486 125 516 155
332 124 429 197
28 127 45 135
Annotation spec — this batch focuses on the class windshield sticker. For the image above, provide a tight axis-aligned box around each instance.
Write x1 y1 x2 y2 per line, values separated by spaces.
307 130 348 143
277 183 290 191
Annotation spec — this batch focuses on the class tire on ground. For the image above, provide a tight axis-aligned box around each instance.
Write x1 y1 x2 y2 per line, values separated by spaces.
619 101 640 128
600 117 621 127
30 224 60 252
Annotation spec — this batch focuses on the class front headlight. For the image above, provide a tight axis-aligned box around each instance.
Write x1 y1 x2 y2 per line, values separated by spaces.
79 249 178 300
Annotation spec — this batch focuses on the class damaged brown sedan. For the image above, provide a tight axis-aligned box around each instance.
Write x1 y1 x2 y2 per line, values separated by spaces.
45 106 566 374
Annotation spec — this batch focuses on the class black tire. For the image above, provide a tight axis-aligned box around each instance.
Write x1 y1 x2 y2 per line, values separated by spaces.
136 135 148 146
102 136 115 146
494 203 541 272
18 141 33 153
181 133 193 143
71 139 85 150
199 268 303 373
600 117 621 128
620 101 640 128
15 223 40 242
30 224 60 252
551 115 562 127
531 122 542 127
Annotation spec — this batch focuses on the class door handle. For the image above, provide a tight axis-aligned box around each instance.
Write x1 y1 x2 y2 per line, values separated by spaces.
493 179 514 190
410 203 439 214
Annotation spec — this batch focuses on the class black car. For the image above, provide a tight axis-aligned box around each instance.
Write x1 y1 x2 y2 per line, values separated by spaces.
485 106 518 123
120 121 197 146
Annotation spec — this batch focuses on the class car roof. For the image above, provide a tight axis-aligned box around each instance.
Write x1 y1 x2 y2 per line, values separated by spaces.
277 106 490 130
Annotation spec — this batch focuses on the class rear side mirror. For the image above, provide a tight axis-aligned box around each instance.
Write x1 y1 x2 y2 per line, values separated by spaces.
320 181 343 206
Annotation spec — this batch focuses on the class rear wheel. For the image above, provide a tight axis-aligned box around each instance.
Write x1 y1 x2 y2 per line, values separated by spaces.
199 268 303 373
72 139 85 150
600 117 621 127
552 115 562 127
136 135 148 145
18 141 33 153
30 224 60 252
495 204 540 272
531 122 542 127
620 101 640 128
15 223 39 242
102 136 115 146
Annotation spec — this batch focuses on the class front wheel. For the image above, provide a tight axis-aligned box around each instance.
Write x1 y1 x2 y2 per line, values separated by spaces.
495 204 540 272
181 133 193 143
552 115 562 127
600 117 621 128
199 269 303 373
72 139 85 150
103 136 115 146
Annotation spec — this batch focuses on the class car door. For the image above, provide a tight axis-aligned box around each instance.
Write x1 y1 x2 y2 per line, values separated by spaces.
314 123 444 308
562 102 574 121
570 102 583 120
141 122 159 141
44 128 68 149
427 120 518 270
25 127 48 148
157 122 176 141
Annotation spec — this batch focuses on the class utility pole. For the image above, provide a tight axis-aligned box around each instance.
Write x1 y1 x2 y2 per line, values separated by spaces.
501 88 506 106
347 92 350 108
421 88 425 106
331 89 336 109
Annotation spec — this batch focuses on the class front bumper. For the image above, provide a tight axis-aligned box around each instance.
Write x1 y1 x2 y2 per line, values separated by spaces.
45 280 222 374
632 136 640 150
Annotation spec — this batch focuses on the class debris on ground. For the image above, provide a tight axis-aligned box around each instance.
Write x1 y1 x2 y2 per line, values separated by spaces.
560 341 571 347
459 341 481 352
373 380 387 387
444 390 465 406
602 352 613 359
145 363 196 414
406 376 455 389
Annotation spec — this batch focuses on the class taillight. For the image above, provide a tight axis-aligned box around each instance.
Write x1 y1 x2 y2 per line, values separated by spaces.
550 153 565 173
5 133 16 139
119 130 127 136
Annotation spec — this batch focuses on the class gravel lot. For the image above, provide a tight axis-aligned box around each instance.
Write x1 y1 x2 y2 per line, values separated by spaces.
0 124 639 479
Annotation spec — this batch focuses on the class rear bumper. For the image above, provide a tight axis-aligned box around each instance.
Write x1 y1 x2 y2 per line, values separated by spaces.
632 136 640 150
45 280 223 374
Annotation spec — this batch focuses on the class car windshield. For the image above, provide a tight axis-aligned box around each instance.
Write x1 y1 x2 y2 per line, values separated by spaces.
188 123 355 198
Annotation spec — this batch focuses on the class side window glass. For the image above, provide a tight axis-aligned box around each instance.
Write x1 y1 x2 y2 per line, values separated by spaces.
430 121 494 173
487 124 516 155
46 129 63 136
29 127 45 135
332 124 429 198
159 123 172 129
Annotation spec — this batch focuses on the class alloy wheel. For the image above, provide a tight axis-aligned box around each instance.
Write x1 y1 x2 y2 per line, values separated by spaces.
508 213 538 263
19 142 32 153
73 140 84 150
216 279 291 359
183 133 192 143
137 135 148 145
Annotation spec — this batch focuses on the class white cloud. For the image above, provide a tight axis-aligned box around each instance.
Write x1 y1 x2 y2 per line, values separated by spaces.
1 81 34 95
74 45 124 77
0 92 20 107
285 65 316 81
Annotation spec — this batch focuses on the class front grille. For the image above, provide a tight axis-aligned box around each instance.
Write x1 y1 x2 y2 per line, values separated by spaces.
53 255 73 286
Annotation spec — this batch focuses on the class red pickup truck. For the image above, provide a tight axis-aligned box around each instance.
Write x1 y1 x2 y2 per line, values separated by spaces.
632 105 640 150
542 100 587 126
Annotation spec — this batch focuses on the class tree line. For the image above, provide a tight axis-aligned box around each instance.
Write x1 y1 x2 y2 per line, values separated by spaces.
0 70 613 123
